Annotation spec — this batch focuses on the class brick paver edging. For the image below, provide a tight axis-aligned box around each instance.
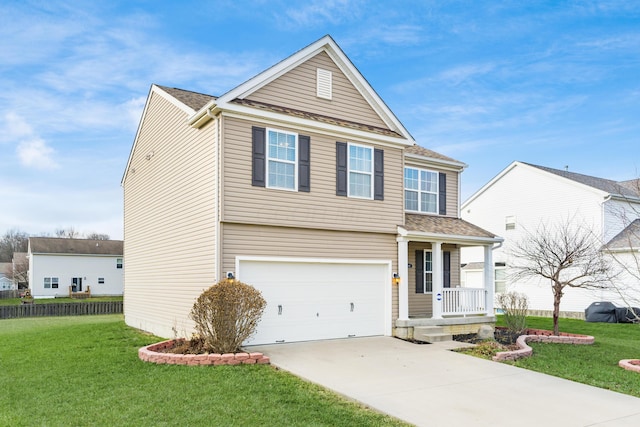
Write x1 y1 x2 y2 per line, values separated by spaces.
619 359 640 373
493 328 594 362
138 339 270 366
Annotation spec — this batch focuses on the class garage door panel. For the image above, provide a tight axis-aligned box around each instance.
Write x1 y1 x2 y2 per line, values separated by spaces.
239 259 387 345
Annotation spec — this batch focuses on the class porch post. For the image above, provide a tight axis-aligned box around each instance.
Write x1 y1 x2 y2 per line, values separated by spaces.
484 245 495 315
397 237 409 320
432 242 443 319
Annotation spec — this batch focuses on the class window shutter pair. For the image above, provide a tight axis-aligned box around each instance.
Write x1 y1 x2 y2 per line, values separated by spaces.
415 250 451 293
252 126 310 192
335 142 384 200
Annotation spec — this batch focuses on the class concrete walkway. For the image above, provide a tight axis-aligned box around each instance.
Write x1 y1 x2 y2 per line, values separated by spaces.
251 336 640 427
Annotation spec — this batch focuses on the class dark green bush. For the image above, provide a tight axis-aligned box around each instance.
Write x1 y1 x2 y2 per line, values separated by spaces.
190 279 266 353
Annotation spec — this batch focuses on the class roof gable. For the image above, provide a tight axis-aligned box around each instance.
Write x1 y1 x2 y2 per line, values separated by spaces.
191 35 414 143
463 161 639 209
605 218 640 250
29 237 123 256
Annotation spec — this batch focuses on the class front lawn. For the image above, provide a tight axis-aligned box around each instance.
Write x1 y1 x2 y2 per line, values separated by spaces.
496 316 640 397
0 315 406 426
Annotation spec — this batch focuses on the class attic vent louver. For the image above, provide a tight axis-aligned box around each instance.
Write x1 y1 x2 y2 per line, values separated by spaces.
316 68 332 100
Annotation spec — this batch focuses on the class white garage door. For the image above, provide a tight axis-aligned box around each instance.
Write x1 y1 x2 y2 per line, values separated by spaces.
238 258 389 345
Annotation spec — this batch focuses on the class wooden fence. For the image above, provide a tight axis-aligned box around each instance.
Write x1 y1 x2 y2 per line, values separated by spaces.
0 301 123 319
0 290 20 299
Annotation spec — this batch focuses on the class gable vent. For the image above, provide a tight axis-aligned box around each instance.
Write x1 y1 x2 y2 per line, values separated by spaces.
316 68 332 100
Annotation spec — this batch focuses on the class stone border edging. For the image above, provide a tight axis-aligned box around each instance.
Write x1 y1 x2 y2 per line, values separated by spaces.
619 359 640 373
139 339 270 366
492 328 594 362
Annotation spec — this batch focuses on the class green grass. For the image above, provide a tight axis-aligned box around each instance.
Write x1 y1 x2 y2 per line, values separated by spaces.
0 315 407 426
496 316 640 397
0 296 123 306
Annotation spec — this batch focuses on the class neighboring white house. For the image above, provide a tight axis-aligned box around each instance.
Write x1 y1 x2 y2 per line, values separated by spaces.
461 161 640 316
28 237 124 299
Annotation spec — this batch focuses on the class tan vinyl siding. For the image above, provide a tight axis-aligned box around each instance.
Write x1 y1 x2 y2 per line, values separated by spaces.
404 160 459 218
123 92 218 338
247 52 388 129
221 116 404 234
222 223 399 322
408 243 460 318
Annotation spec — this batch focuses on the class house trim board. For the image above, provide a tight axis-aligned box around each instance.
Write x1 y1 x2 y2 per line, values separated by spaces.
235 255 393 336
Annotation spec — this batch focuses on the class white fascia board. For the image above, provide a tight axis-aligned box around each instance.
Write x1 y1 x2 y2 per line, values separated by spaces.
397 226 503 246
404 152 467 172
153 85 197 115
220 106 413 149
461 160 519 210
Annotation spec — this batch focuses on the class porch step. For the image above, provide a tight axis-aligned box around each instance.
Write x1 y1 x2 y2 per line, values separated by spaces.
414 326 453 343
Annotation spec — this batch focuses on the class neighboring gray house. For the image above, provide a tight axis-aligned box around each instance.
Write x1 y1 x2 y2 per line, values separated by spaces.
28 237 124 299
0 262 14 290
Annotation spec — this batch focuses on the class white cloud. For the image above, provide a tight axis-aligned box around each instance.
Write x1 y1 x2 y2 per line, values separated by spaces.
283 0 361 27
2 113 58 170
16 138 58 170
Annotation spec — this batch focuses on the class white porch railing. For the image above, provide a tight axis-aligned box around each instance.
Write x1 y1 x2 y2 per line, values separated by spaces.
442 288 487 316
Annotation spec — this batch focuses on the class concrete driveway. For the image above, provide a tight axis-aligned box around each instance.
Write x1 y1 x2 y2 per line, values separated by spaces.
250 336 640 427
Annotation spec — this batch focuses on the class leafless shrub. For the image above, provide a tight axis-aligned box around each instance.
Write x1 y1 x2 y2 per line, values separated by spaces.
496 291 528 336
190 279 266 354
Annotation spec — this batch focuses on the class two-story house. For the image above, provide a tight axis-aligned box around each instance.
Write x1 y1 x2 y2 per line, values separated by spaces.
122 35 501 345
461 161 640 316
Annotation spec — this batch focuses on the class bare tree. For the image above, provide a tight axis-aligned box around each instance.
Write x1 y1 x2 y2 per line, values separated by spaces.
55 227 81 239
509 219 614 335
5 253 29 288
0 229 29 262
85 232 110 240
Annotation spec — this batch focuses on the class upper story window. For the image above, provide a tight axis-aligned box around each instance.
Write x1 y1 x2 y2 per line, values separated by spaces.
116 258 123 269
348 143 373 199
404 167 438 213
252 126 310 193
336 142 384 200
267 129 297 191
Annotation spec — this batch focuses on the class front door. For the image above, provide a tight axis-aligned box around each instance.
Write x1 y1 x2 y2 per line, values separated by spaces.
72 277 83 292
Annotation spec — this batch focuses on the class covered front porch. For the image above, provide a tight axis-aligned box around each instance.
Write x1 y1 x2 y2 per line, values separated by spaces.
394 214 503 339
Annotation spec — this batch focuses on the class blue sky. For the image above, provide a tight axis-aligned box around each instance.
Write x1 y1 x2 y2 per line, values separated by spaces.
1 1 639 240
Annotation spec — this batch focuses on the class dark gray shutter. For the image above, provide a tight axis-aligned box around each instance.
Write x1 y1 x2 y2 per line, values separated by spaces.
443 251 451 288
438 172 447 215
374 148 384 200
336 142 347 196
298 135 310 192
252 127 266 187
415 250 424 293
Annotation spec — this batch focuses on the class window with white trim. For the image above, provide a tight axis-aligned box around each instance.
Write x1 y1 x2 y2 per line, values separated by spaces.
348 143 373 198
404 167 438 213
423 250 433 293
267 129 297 190
495 264 506 293
44 277 59 289
98 277 105 284
117 258 123 269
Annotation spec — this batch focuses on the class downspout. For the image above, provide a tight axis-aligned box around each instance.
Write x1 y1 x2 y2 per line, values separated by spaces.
210 107 222 282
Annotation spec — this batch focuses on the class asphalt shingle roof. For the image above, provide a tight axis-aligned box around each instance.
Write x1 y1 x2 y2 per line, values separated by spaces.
156 85 216 111
404 144 463 165
404 214 497 239
605 219 640 249
524 163 640 199
29 238 123 256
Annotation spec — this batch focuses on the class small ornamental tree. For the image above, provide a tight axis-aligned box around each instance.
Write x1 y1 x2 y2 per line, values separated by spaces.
190 279 266 354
